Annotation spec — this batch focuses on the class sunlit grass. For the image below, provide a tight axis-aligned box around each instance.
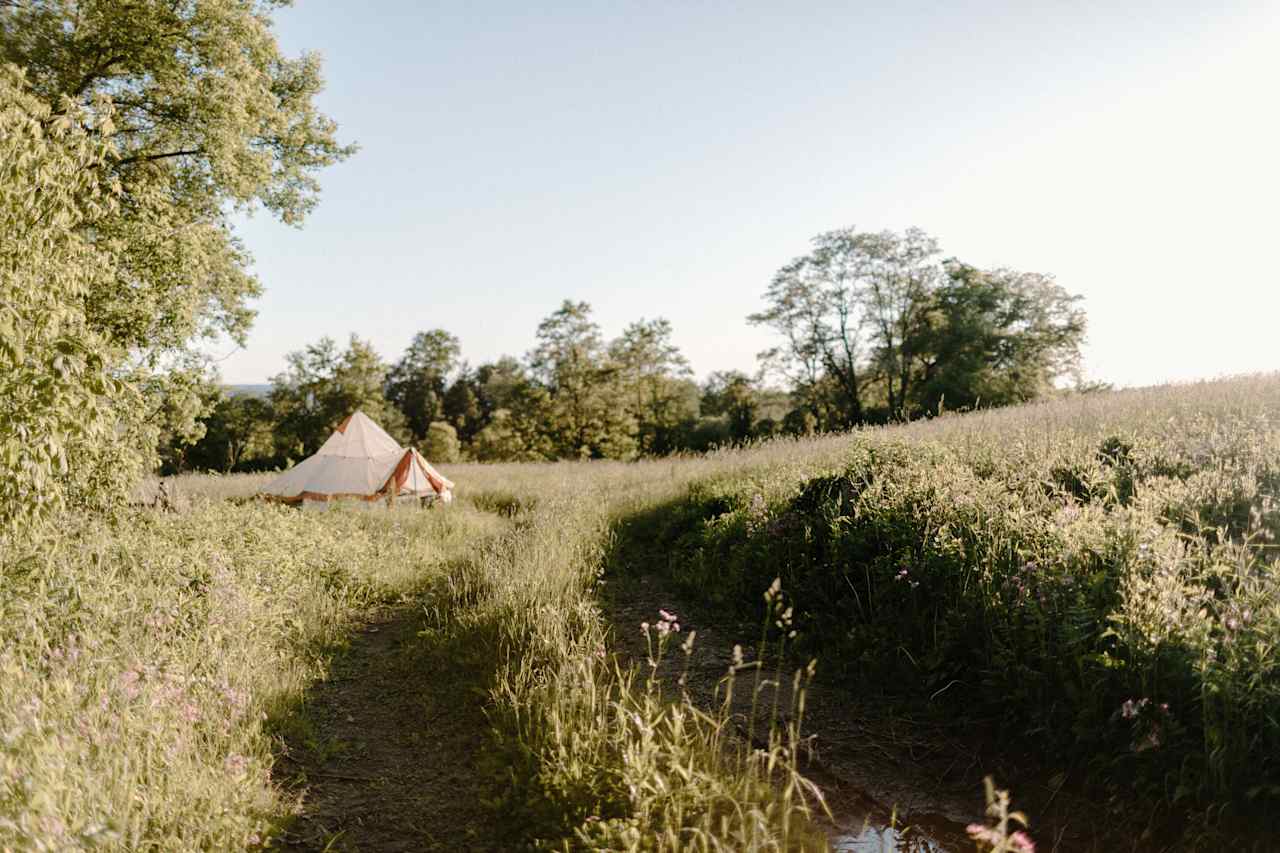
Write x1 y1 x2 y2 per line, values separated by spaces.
13 372 1280 849
0 498 504 850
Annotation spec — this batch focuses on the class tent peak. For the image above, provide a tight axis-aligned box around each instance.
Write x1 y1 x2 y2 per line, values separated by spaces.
336 410 373 434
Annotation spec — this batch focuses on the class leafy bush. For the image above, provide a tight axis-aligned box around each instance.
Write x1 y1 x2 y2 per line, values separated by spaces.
616 376 1280 815
423 421 462 463
0 65 137 530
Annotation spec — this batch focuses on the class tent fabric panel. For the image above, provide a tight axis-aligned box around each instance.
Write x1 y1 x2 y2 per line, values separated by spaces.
265 490 393 504
262 450 403 498
381 449 416 496
414 450 454 492
400 456 430 495
313 411 400 459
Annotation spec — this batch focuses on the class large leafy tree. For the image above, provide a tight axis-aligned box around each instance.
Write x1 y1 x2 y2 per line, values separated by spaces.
609 318 696 455
855 228 944 420
910 263 1086 413
700 370 759 443
0 0 352 439
450 357 549 457
0 65 128 528
385 329 462 442
750 230 874 426
752 227 1086 424
270 335 405 460
529 301 635 459
165 390 275 473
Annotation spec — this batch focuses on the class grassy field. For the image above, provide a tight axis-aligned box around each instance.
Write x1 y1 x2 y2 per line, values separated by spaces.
606 374 1280 838
5 374 1279 850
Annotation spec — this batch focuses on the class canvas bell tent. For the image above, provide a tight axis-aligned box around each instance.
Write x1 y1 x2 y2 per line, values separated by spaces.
261 411 453 505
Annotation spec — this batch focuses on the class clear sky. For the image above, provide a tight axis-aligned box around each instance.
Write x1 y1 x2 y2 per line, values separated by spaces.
217 1 1280 389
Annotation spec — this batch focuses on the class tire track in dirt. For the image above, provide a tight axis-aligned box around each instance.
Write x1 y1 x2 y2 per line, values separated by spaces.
270 607 501 852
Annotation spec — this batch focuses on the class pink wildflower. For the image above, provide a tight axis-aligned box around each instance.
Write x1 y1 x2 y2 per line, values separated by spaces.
119 669 142 701
966 823 999 845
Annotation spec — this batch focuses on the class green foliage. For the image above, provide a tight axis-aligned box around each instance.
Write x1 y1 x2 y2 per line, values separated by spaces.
386 329 462 442
610 318 698 455
0 64 134 530
270 334 407 459
471 408 552 462
422 420 461 463
529 300 637 459
616 375 1280 816
1 0 353 443
165 390 276 474
914 262 1087 413
701 370 759 443
0 497 504 849
431 486 827 850
750 227 1087 425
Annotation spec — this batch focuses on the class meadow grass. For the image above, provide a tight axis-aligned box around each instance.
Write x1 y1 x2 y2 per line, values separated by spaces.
0 497 505 850
14 374 1278 850
425 486 832 850
606 374 1280 827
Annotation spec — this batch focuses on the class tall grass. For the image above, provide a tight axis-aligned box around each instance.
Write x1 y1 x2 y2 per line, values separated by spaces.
17 375 1273 848
430 485 830 850
0 499 504 849
610 374 1280 820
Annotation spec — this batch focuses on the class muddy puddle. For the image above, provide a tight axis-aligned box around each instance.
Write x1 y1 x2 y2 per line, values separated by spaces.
828 805 971 852
823 778 974 852
832 825 946 852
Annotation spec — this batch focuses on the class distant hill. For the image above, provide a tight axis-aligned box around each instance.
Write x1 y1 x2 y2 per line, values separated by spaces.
226 384 271 399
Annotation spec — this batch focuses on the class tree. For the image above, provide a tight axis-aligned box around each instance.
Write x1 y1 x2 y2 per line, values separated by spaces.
386 330 461 442
855 228 943 420
528 301 635 459
1 0 352 443
270 335 405 460
0 65 128 529
422 421 461 464
441 375 482 443
609 318 696 454
168 391 275 473
750 231 871 427
439 356 551 459
700 371 758 443
752 227 1086 424
909 263 1086 414
471 407 553 462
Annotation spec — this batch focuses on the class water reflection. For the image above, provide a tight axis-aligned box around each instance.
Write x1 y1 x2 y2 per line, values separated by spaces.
832 823 950 852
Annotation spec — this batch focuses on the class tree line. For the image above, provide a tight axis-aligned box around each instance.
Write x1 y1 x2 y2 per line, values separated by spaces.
168 226 1091 471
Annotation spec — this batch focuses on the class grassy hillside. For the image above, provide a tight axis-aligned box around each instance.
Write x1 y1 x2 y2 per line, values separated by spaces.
609 374 1280 825
8 374 1278 850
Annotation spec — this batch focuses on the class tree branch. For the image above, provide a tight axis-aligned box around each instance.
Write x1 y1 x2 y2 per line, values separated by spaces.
72 54 127 98
115 148 202 166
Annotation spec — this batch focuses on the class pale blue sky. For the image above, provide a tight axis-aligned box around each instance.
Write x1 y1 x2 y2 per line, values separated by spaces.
219 1 1280 388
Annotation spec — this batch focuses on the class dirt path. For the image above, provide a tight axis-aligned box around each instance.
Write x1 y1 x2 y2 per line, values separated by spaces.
602 573 1174 853
270 607 502 852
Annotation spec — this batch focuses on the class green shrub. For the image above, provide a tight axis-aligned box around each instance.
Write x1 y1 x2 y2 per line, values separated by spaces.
616 376 1280 815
